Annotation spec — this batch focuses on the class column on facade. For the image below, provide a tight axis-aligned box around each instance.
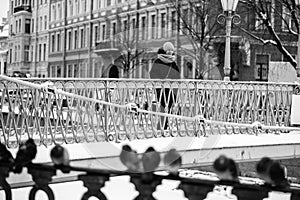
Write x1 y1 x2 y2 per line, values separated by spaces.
145 11 149 41
155 8 159 39
166 7 170 38
157 9 161 39
192 58 196 79
138 57 142 78
180 56 184 79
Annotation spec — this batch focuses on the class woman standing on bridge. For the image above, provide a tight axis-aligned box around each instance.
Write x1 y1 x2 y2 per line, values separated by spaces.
150 42 180 131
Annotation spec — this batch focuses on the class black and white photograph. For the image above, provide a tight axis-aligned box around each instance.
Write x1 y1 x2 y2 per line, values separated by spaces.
0 0 300 199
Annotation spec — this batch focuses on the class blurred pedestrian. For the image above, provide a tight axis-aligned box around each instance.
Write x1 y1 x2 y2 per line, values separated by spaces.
212 155 239 199
268 161 291 200
213 155 239 182
150 42 180 131
256 157 274 185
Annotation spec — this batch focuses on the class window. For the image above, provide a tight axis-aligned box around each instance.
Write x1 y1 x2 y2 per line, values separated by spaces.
31 19 34 33
101 24 106 41
57 33 60 51
161 13 166 38
256 54 269 81
39 44 42 61
81 0 86 13
16 20 18 33
282 5 297 32
171 11 176 37
52 5 56 21
43 43 46 61
9 49 12 64
67 64 72 77
25 19 31 34
30 45 33 61
23 45 28 61
151 15 156 39
67 31 72 49
68 0 73 17
80 29 85 48
141 16 146 40
74 64 78 77
14 46 17 62
107 0 111 6
51 34 55 52
39 16 42 31
74 30 78 49
57 66 62 77
18 45 20 61
94 25 99 45
18 19 21 33
44 16 47 30
123 19 128 39
58 3 62 19
112 22 116 36
255 0 274 30
75 0 79 14
86 27 90 47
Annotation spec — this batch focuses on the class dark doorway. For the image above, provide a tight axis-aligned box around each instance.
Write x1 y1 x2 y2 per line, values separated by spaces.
109 65 119 78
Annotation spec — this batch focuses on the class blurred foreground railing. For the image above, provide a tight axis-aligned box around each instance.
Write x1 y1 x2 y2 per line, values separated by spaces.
1 141 300 200
0 76 299 147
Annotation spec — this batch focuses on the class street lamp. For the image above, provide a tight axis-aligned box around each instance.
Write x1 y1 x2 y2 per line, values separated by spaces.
218 0 240 81
296 0 300 78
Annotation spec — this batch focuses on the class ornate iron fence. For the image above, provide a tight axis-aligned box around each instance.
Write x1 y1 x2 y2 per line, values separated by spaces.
1 141 300 200
0 76 299 147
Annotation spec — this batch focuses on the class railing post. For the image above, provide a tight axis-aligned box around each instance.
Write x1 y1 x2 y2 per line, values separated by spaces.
130 173 162 200
104 80 110 141
232 187 270 200
27 165 56 200
0 165 12 200
178 181 214 200
78 174 109 200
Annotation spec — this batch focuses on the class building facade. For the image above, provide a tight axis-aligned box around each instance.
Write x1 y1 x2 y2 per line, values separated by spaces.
7 0 49 77
6 0 300 81
0 18 9 75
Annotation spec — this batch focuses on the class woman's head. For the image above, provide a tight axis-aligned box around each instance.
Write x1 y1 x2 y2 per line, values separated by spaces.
163 42 175 55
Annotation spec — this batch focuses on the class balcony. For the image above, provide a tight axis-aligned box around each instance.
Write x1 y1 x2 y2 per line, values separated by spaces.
13 5 32 13
95 40 121 52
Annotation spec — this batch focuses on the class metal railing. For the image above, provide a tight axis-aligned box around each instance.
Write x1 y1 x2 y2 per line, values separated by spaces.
0 76 299 147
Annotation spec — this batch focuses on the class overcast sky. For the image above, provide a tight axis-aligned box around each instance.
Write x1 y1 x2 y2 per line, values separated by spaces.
0 0 9 21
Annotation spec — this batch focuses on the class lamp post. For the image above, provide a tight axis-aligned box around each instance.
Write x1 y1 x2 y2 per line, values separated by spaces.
296 0 300 78
218 0 240 81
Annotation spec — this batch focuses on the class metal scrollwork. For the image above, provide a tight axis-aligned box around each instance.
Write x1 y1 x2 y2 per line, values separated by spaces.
294 85 300 95
28 166 56 200
232 14 241 24
79 174 109 200
217 14 226 24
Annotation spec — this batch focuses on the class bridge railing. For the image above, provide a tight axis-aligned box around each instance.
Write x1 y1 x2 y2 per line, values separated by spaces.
0 76 299 147
27 78 297 124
